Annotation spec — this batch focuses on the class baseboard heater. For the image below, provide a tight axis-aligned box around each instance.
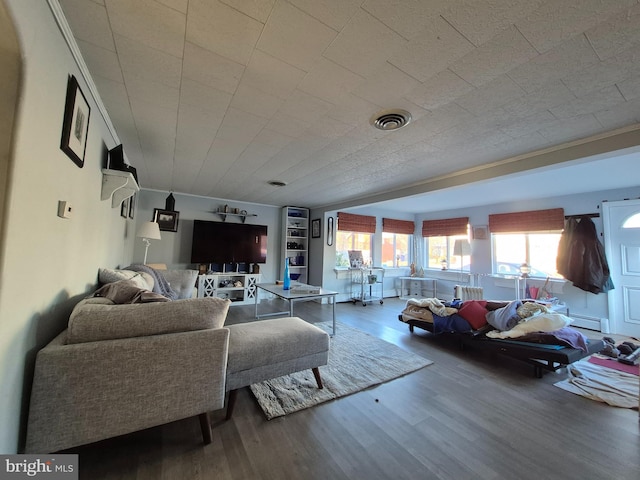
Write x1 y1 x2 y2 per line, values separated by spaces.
569 312 609 333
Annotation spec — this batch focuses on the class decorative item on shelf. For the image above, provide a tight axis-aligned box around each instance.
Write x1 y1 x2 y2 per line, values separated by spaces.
153 208 179 232
283 258 291 290
440 259 448 270
136 221 161 264
60 75 90 168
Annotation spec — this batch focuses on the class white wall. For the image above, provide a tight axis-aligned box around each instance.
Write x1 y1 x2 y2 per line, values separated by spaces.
134 190 281 283
0 0 133 453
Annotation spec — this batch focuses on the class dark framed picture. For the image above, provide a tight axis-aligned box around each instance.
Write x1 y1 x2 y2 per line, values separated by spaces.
327 216 334 246
153 208 179 232
128 193 136 219
311 218 321 238
60 75 90 168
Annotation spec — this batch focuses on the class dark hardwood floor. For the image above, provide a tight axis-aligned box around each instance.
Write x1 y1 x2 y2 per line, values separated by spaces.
72 298 639 480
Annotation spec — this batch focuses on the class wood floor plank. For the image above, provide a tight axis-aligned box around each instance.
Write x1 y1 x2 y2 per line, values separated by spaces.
68 298 639 480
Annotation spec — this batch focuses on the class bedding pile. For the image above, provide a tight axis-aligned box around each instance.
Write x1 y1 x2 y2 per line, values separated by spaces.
400 298 589 351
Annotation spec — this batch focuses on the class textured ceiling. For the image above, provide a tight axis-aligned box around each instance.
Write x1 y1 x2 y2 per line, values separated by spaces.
58 0 640 210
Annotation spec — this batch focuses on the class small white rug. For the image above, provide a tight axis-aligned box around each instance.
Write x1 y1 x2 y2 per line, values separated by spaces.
250 321 433 419
554 359 639 409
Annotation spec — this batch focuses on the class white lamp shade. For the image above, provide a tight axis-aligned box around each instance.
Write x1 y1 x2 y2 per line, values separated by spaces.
137 221 161 240
453 239 471 256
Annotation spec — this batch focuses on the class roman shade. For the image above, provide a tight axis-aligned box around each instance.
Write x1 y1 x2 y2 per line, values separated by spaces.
383 218 415 234
488 208 565 233
422 217 469 237
338 212 376 233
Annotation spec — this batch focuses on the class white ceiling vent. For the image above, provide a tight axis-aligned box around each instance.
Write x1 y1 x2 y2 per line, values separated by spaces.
370 109 412 131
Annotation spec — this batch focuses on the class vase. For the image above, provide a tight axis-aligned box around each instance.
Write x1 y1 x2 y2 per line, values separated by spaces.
283 258 291 290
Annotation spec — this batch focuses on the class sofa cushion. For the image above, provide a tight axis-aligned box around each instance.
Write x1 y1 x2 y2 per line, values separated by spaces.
67 297 231 344
161 269 199 299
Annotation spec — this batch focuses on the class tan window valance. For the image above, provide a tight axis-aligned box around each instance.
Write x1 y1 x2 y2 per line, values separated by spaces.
383 218 415 234
337 212 376 233
488 208 565 233
422 217 469 237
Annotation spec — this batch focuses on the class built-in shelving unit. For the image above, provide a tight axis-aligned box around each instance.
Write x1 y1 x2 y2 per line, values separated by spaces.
281 206 309 284
101 168 139 208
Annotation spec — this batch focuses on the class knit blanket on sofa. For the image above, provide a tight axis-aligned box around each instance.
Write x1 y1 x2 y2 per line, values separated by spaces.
125 264 178 300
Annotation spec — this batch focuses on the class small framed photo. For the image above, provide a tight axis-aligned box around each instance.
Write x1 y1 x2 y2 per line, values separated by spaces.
311 218 321 238
153 208 179 232
473 225 488 240
120 198 129 218
60 75 91 168
128 193 136 219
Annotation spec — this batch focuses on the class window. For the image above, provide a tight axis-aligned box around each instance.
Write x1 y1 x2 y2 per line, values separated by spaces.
336 231 372 267
422 217 470 271
489 208 565 278
382 233 410 267
492 233 562 278
424 235 470 271
382 217 414 268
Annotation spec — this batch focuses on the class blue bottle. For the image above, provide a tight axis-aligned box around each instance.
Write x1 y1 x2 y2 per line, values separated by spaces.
283 257 291 290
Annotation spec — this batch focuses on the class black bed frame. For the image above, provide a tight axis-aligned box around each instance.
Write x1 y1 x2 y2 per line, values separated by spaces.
399 315 605 378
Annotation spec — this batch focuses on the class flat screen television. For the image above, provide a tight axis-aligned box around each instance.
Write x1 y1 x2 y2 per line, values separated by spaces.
190 220 267 265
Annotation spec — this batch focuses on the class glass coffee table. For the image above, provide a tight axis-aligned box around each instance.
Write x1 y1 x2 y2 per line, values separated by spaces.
254 283 339 336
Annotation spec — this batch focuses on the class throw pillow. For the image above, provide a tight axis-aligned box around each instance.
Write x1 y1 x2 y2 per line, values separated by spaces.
457 300 488 330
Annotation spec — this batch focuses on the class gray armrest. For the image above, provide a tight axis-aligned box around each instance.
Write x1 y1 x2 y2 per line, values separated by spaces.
25 327 229 453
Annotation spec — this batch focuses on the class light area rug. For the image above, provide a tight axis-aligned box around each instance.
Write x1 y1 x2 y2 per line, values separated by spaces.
250 321 433 419
554 359 639 409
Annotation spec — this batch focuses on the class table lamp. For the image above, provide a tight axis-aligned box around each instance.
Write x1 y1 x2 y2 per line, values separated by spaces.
136 221 161 264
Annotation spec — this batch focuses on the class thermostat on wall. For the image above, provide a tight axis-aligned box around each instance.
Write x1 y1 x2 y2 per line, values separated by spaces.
58 201 72 219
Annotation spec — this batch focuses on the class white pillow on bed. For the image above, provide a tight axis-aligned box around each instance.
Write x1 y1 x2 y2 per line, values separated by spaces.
486 313 572 339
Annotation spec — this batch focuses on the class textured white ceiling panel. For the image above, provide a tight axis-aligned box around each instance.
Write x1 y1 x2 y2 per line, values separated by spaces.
57 0 640 210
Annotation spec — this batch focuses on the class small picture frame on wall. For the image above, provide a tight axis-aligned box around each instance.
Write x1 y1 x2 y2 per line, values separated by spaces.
60 75 91 168
311 218 321 238
120 198 129 218
153 208 179 232
473 225 488 240
128 193 136 219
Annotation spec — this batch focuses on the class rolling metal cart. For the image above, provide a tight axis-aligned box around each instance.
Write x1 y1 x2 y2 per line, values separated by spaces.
350 267 384 306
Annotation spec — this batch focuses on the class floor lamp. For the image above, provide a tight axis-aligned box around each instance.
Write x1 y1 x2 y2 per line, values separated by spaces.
452 239 471 272
137 221 161 265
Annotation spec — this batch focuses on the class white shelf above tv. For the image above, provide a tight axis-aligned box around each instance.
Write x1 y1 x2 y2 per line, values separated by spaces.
101 168 139 208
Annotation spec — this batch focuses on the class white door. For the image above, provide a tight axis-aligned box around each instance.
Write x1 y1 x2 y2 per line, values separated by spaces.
603 199 640 337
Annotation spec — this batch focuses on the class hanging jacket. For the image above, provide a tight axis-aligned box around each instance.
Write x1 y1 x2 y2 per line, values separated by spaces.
563 216 613 294
556 217 577 278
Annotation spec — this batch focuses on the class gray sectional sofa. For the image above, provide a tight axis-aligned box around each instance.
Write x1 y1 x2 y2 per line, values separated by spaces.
24 267 329 453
